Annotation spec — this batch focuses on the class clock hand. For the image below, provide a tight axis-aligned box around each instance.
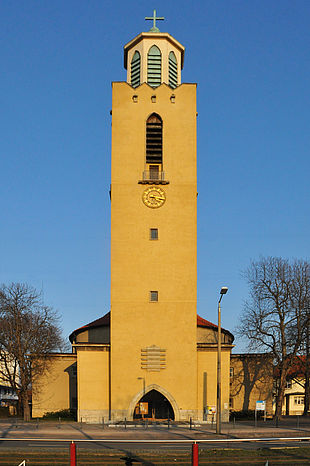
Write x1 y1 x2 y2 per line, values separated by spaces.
149 194 165 201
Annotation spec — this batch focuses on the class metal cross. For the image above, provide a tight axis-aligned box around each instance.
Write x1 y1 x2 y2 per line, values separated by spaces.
145 9 164 33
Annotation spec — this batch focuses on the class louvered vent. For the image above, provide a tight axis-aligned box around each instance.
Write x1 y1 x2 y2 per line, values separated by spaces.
141 345 166 371
168 51 178 89
131 51 141 88
146 114 162 164
147 45 162 88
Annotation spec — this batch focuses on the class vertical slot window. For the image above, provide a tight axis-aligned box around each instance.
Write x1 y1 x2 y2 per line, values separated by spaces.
147 45 161 88
146 114 162 165
131 51 141 88
168 51 178 89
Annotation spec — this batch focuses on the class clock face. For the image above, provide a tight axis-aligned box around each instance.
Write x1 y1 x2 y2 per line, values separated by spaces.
142 187 166 208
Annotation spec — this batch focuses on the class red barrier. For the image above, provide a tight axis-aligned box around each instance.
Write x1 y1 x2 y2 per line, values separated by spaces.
70 441 76 466
192 442 198 466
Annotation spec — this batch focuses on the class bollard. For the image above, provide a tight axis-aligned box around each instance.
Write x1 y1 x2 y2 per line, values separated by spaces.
102 416 104 429
168 417 170 429
192 442 198 466
124 417 127 429
190 417 192 430
70 441 76 466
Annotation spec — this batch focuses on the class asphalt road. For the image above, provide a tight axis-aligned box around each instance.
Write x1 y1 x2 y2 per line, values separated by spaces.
1 438 310 451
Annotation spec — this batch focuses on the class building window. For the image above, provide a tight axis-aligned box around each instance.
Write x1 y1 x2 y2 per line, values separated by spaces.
168 51 178 88
229 397 234 409
147 45 161 88
150 228 158 240
146 113 162 165
294 396 304 405
131 51 141 88
286 380 292 389
230 367 234 378
150 291 158 302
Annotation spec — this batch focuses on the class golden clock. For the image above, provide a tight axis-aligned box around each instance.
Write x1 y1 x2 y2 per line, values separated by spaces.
142 187 166 208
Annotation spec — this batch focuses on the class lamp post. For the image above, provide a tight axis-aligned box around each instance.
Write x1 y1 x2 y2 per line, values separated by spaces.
137 377 145 396
137 377 146 419
216 286 228 434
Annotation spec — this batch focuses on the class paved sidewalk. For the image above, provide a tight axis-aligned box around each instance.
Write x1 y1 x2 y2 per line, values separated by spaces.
1 418 310 441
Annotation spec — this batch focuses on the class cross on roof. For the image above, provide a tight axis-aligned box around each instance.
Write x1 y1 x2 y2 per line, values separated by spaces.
145 9 165 33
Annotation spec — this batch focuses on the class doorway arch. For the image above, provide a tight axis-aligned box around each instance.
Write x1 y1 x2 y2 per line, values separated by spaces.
134 389 174 420
128 384 179 421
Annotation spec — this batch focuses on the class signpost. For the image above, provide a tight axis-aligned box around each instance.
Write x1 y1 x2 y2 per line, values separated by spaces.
207 406 216 426
255 400 266 426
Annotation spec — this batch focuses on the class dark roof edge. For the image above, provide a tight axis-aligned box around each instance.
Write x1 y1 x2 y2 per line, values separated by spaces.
69 311 234 343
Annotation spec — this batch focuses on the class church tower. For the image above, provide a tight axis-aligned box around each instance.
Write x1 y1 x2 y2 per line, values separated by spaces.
110 12 198 421
32 12 234 425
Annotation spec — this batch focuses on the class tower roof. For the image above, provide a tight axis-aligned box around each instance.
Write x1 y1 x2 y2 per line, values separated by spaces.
123 32 185 70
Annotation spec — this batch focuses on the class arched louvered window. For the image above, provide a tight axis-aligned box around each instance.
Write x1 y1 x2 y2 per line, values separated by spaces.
131 51 140 88
147 45 162 88
146 114 162 165
169 51 178 89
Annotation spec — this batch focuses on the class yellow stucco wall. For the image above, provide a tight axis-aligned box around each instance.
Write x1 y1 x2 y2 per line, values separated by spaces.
110 81 198 421
77 347 110 423
32 354 76 418
230 354 273 414
197 346 232 422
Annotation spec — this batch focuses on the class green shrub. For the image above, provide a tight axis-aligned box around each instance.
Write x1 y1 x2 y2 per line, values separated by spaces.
42 409 75 420
0 407 9 418
230 409 265 420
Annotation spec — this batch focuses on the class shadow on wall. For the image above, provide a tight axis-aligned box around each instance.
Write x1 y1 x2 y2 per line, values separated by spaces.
64 362 77 418
230 354 273 412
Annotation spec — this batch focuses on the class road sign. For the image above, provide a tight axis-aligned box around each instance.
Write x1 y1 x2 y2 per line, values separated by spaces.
256 400 266 411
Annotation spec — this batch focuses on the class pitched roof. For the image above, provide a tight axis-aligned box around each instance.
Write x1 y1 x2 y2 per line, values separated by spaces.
69 313 110 342
197 314 234 340
69 311 234 343
274 356 307 379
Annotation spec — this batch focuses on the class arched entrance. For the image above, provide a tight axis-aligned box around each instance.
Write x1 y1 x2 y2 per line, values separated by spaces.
134 389 175 420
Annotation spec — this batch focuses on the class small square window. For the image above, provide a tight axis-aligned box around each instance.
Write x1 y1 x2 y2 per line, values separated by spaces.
230 367 234 377
150 228 158 240
150 291 158 302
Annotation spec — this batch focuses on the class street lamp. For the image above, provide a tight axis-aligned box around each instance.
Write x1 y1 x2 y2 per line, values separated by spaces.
137 377 145 396
216 286 228 434
137 377 146 419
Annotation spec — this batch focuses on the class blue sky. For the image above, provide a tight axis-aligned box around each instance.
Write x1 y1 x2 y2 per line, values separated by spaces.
1 1 309 352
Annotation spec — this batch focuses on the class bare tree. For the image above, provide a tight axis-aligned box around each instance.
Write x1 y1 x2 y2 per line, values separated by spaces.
237 257 310 419
0 283 66 420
